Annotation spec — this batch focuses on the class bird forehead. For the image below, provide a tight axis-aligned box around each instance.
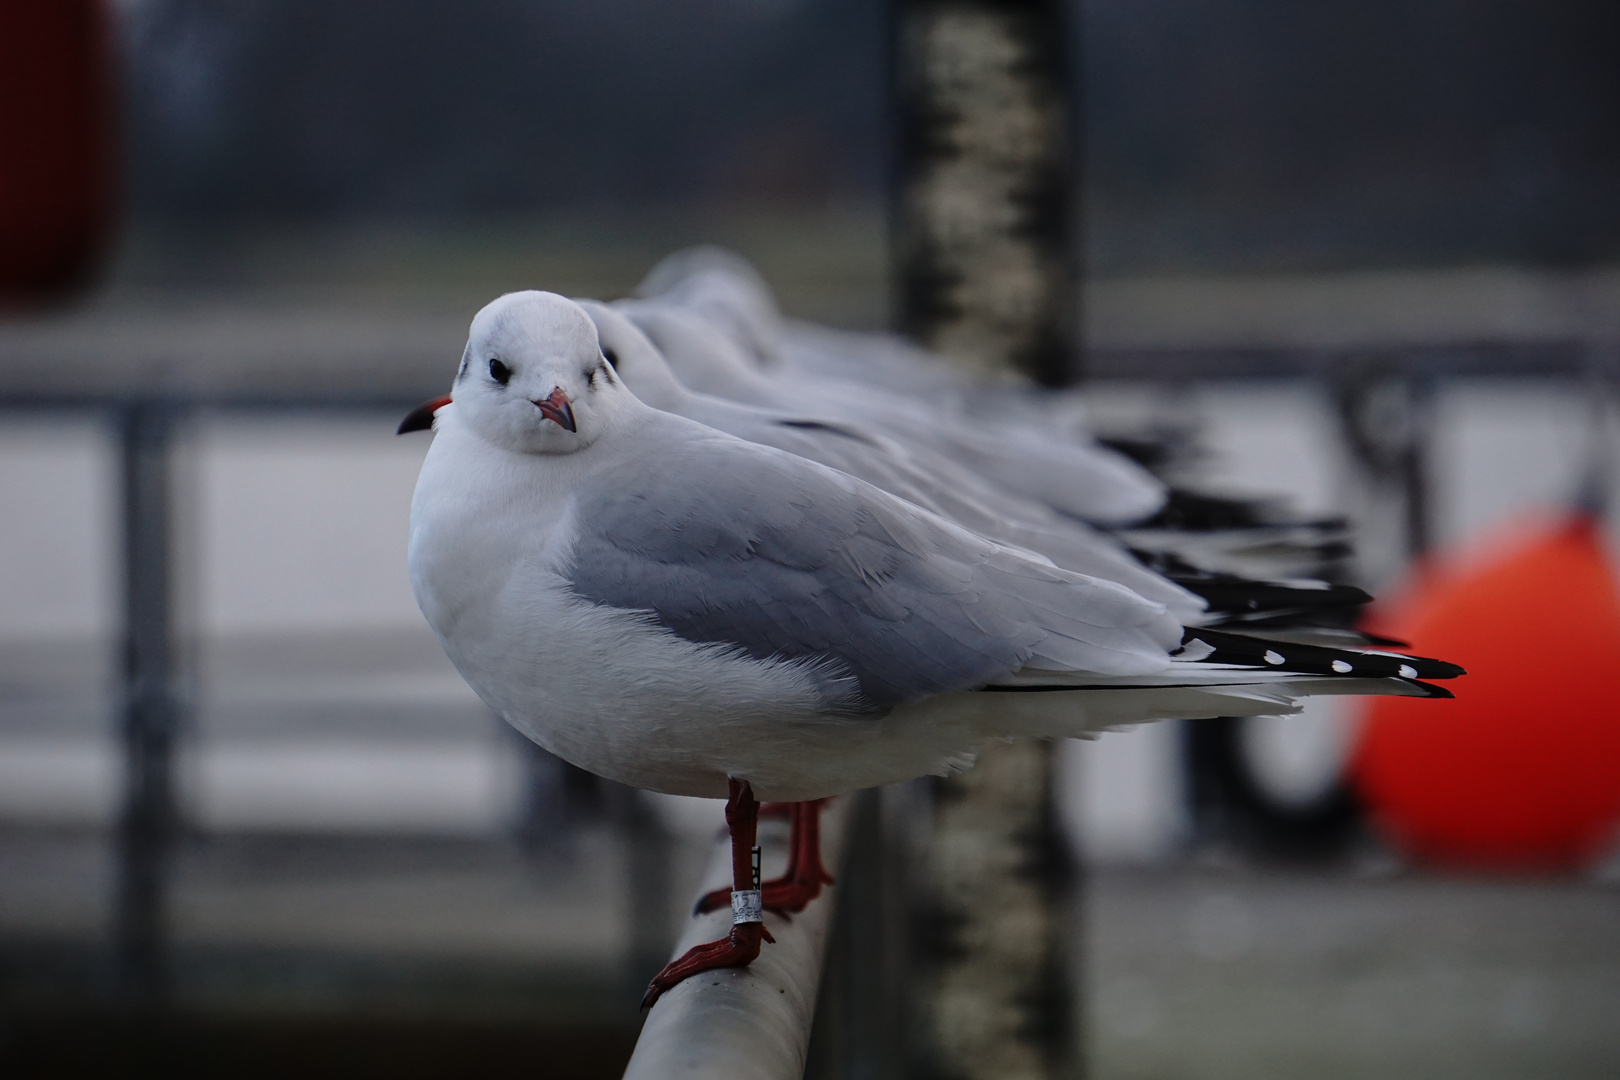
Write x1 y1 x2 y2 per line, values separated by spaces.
472 291 600 362
586 311 639 353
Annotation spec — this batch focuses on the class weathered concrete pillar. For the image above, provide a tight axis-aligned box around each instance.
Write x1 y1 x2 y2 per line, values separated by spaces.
892 2 1079 1077
892 0 1078 386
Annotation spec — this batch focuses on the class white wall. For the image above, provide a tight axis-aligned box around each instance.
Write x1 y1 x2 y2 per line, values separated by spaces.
191 415 430 636
0 419 116 640
1430 379 1591 549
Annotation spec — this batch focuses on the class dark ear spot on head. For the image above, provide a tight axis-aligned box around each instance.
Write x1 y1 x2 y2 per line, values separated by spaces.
456 346 471 381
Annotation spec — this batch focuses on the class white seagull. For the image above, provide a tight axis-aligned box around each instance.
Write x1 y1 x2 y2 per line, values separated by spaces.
576 299 1206 620
631 247 1358 582
584 298 1374 631
615 299 1170 526
400 290 1462 1006
634 244 1077 424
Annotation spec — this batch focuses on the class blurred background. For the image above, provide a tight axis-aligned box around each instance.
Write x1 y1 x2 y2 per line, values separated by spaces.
2 0 1618 1077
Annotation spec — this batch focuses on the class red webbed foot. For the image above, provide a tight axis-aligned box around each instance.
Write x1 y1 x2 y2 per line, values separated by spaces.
640 921 775 1010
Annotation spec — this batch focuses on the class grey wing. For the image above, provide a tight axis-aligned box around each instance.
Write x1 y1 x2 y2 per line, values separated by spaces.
703 405 956 518
567 426 1180 711
694 402 1203 619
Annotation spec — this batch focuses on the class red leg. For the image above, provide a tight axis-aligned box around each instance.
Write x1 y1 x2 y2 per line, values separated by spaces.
641 778 776 1009
694 798 835 917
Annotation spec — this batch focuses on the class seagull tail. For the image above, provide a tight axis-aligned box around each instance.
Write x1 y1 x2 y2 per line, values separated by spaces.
974 627 1462 740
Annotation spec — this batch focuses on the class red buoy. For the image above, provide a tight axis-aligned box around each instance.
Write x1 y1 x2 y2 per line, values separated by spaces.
1352 515 1620 870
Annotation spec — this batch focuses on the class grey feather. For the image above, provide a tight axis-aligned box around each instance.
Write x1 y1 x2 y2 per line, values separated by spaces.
578 299 1204 618
567 417 1180 712
617 300 1168 525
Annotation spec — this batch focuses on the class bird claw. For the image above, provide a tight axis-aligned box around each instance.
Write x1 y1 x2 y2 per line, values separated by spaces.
640 922 774 1010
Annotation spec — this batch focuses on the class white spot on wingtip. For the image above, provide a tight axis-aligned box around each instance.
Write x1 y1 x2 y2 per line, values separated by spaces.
1263 650 1284 665
1180 637 1215 662
1332 659 1353 673
1399 664 1418 679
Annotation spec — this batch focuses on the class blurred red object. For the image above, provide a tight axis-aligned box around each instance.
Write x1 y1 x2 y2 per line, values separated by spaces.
0 0 118 303
1353 515 1620 871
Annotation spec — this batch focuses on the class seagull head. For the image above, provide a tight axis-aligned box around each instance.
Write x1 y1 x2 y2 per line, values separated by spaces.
634 245 783 366
613 301 774 401
451 291 628 454
573 299 689 413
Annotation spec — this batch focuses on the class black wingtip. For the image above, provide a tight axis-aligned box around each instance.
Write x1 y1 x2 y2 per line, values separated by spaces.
1142 488 1350 533
1182 627 1465 681
1174 577 1373 616
1408 680 1455 699
1359 631 1413 649
397 395 452 435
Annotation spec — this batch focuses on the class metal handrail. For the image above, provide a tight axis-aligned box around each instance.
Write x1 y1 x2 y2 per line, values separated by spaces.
624 796 853 1080
0 393 437 1004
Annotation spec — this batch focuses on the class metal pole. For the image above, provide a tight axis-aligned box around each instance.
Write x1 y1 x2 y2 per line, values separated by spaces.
892 1 1080 1077
115 402 181 1004
1335 358 1434 570
1401 377 1433 560
803 788 907 1079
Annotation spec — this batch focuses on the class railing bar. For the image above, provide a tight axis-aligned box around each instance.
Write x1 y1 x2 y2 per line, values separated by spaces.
114 403 181 1005
624 795 854 1080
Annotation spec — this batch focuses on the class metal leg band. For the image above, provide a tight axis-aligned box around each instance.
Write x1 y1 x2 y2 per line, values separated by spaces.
731 889 764 925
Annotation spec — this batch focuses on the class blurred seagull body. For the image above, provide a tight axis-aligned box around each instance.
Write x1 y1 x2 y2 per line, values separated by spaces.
578 299 1205 620
635 244 1096 435
615 300 1168 526
629 248 1360 588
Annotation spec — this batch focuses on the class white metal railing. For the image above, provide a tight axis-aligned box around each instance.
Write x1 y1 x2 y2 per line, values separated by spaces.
624 795 853 1080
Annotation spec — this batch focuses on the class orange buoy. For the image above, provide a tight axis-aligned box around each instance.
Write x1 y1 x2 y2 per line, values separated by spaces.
1352 515 1620 870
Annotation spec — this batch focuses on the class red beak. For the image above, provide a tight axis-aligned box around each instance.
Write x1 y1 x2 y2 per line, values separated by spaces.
397 395 452 434
535 387 577 432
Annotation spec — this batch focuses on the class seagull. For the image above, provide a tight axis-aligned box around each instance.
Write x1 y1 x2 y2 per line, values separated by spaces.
635 244 1079 427
632 245 1022 416
401 290 1463 1007
633 244 789 372
580 299 1374 631
577 299 1206 620
631 247 1357 582
615 300 1170 526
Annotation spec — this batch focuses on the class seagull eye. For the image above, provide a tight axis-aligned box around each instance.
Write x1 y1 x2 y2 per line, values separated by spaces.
488 358 511 385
